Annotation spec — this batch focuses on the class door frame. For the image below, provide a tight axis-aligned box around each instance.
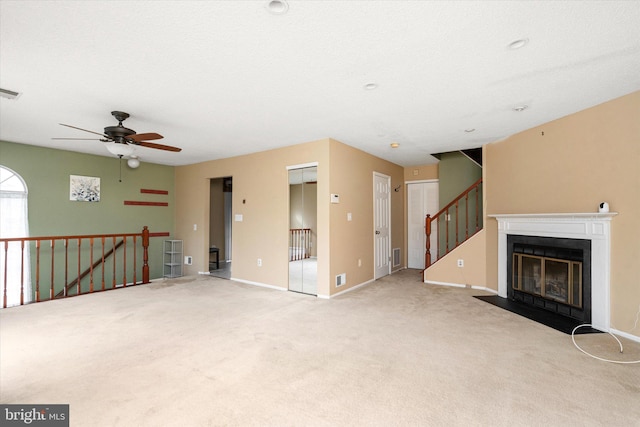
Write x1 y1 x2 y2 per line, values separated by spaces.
373 172 391 280
286 162 319 295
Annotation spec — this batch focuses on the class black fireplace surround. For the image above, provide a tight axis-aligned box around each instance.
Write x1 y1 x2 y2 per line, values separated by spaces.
507 234 592 324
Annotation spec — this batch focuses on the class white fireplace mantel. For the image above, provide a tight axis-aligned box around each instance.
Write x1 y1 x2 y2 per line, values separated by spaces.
489 212 617 331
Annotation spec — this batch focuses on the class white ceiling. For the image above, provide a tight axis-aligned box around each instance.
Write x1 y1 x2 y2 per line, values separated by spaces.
1 1 639 167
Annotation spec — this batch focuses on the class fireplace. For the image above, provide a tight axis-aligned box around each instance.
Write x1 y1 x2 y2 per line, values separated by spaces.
490 212 616 331
507 234 591 323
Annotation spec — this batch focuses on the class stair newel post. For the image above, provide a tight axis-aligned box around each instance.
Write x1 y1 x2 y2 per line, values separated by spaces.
425 214 432 269
142 226 150 284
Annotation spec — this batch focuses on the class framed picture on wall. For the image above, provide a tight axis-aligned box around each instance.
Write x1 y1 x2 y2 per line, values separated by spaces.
70 175 100 202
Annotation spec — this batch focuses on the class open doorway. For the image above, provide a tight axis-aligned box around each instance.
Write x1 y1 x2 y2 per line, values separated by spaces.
209 177 232 279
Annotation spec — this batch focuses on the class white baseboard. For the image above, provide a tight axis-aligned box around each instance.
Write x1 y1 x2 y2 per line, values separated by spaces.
326 279 375 298
424 280 497 294
609 328 640 344
230 278 287 292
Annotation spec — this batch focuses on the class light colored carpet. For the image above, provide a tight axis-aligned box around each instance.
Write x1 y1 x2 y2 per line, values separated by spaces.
1 269 638 426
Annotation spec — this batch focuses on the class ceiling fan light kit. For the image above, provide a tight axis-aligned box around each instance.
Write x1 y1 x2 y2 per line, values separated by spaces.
56 110 182 158
105 141 135 158
127 156 140 169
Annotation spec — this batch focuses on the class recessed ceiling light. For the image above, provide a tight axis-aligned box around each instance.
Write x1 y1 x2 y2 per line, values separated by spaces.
513 105 528 112
508 38 529 50
364 83 378 90
464 128 476 133
390 142 400 148
265 0 289 15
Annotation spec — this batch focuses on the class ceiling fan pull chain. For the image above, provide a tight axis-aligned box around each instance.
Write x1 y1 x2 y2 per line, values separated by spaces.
119 156 123 182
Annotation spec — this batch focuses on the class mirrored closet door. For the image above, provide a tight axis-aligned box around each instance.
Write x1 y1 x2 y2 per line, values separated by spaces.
288 166 318 295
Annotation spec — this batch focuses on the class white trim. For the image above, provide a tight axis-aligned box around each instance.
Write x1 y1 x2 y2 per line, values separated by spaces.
230 278 287 292
425 280 510 295
490 212 617 331
286 162 319 170
425 280 466 288
404 178 439 185
473 285 498 294
609 328 640 344
325 279 376 298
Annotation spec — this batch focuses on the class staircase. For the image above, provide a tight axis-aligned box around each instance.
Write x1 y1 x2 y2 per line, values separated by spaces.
424 178 483 270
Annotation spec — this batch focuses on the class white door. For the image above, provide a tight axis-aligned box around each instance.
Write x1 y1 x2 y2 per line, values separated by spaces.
407 182 439 269
374 173 391 279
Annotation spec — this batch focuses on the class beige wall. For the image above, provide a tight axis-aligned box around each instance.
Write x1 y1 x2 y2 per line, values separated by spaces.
175 138 404 297
424 230 486 288
484 91 640 334
404 164 438 182
328 140 405 293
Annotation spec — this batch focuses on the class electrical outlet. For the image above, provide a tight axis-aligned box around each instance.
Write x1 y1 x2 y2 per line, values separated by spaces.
257 258 262 267
457 259 464 267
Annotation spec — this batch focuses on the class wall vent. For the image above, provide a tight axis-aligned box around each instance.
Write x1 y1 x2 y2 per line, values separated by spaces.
184 256 193 265
393 248 401 267
336 273 346 287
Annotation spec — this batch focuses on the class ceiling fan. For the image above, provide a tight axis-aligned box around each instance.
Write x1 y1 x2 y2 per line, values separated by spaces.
54 111 182 157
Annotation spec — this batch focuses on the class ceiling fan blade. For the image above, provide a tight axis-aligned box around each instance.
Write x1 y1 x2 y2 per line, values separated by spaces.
137 141 182 152
59 123 108 138
52 137 103 140
128 132 163 142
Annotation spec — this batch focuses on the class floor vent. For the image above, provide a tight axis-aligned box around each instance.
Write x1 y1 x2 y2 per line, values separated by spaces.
393 248 401 267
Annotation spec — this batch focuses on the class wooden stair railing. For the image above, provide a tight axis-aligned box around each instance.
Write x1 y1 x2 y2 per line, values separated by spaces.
56 238 125 298
0 226 165 309
289 228 311 261
425 178 483 271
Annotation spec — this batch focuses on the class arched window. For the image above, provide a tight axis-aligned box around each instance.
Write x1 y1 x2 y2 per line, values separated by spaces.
0 166 31 307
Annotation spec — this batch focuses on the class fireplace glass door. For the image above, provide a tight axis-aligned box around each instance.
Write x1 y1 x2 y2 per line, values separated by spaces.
512 254 582 308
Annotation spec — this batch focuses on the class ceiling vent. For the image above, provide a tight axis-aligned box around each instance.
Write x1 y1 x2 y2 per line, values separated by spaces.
0 88 21 100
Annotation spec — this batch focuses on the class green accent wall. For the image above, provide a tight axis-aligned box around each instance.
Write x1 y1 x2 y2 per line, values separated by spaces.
0 140 175 281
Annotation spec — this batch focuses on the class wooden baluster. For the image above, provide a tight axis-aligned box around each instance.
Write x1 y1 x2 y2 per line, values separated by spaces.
133 235 137 285
89 237 94 293
3 241 8 308
20 240 25 305
64 239 69 297
76 238 81 296
455 201 459 247
50 240 55 300
142 226 150 284
112 236 117 289
122 236 127 287
465 193 469 240
445 209 450 254
101 237 106 290
35 240 41 302
425 214 432 269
